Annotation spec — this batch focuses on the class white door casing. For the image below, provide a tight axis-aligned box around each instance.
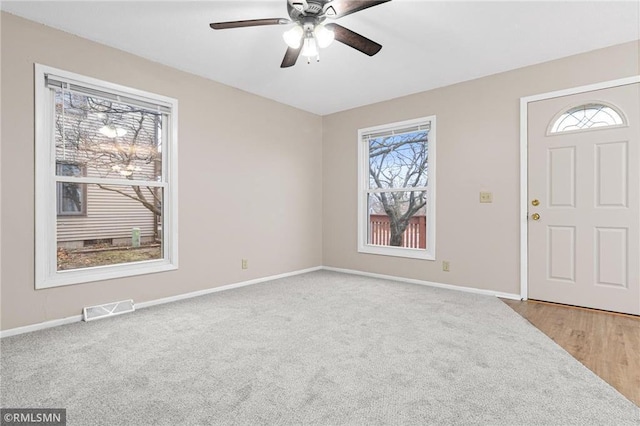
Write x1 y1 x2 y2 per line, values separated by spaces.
523 80 640 315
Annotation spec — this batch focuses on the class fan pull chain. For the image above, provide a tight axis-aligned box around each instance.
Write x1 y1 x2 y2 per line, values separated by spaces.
307 52 320 64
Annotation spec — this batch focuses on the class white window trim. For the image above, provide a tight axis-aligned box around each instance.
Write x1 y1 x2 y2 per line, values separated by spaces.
357 116 436 260
34 64 179 289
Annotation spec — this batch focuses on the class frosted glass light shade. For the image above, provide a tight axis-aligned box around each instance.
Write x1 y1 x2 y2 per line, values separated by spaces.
283 25 303 48
314 24 334 48
301 36 318 58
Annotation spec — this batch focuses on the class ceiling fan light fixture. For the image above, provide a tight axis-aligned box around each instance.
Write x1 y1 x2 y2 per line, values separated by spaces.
283 24 303 48
209 0 390 68
301 34 318 59
314 23 334 48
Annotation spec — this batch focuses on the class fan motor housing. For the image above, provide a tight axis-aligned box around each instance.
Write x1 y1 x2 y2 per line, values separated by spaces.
288 0 328 21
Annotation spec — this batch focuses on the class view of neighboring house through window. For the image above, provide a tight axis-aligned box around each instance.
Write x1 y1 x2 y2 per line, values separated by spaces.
35 65 178 289
358 116 436 260
56 162 86 215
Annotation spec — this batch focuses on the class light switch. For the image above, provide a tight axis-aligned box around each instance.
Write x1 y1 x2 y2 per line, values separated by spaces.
480 192 493 203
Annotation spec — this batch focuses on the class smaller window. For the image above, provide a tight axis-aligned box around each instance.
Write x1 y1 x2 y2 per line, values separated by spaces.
358 116 436 260
56 162 86 216
550 103 625 134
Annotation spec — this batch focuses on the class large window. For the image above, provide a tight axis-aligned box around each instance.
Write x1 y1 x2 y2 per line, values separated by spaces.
358 116 436 260
35 64 178 289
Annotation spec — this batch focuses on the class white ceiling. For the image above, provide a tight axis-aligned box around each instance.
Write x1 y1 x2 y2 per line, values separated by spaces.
2 1 639 115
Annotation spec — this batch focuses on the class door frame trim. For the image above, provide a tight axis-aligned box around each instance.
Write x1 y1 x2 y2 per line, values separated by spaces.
519 76 640 300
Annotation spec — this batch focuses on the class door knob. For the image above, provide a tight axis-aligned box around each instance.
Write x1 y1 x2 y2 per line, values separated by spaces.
531 213 540 221
531 199 540 206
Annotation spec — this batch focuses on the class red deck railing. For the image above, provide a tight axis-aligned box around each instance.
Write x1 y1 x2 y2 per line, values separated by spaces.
369 214 426 249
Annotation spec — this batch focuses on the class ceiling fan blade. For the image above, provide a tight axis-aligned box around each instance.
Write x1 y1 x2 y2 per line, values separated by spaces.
327 0 391 19
281 45 302 68
210 18 290 30
325 23 382 56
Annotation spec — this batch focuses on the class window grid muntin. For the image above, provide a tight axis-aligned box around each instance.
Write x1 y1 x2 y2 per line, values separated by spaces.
550 103 625 134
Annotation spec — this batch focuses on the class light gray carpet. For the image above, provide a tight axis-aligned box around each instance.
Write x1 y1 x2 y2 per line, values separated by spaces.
1 271 638 425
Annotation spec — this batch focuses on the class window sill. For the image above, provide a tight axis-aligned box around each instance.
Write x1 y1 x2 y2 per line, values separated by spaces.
358 244 435 260
36 260 178 289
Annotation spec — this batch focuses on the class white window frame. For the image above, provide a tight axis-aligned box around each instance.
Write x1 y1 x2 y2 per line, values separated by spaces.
35 64 178 289
357 116 436 260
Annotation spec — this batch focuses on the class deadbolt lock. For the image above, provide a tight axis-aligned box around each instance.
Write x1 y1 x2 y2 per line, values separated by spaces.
531 213 541 221
531 199 540 206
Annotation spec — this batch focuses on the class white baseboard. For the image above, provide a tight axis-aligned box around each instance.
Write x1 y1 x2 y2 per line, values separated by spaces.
1 265 520 338
0 266 323 338
322 266 522 300
0 314 84 338
136 266 323 310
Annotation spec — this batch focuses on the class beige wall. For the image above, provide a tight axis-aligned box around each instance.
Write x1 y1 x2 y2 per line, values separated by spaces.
322 40 640 295
2 11 639 331
0 13 323 330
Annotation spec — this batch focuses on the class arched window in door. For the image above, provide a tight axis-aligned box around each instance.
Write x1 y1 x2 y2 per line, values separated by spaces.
549 102 625 134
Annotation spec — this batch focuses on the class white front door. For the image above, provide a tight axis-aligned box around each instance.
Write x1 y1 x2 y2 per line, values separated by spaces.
528 83 640 315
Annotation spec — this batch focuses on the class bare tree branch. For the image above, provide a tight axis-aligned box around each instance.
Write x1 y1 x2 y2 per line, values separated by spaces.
368 131 429 246
56 91 162 217
96 184 160 216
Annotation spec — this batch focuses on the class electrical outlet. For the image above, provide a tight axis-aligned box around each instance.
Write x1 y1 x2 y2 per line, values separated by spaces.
479 191 493 203
241 259 248 269
442 261 450 272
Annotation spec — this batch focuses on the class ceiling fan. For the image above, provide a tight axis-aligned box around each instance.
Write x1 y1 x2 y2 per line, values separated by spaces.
209 0 391 68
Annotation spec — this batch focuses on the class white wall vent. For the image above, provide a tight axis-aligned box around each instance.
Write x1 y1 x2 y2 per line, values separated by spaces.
83 299 135 322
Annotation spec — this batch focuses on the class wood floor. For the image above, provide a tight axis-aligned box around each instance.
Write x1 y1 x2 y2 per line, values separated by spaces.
502 299 639 407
